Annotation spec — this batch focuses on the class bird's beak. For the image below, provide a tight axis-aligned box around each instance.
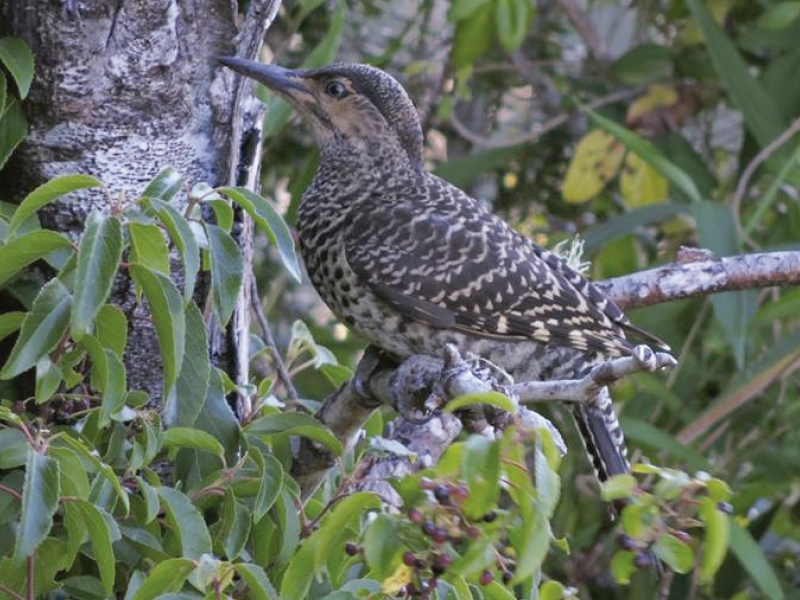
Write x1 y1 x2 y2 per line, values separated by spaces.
218 57 310 100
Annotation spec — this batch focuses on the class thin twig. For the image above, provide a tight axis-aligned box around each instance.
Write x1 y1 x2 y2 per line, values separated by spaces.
27 556 34 600
732 113 800 210
0 583 25 600
0 483 23 501
250 277 299 401
557 0 607 61
449 87 642 149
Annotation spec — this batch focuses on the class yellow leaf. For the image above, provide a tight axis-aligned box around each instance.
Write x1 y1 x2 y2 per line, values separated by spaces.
562 130 625 203
627 84 679 125
381 563 413 594
620 153 669 206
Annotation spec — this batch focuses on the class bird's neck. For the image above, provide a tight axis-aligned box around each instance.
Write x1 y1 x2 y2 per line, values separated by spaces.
318 135 419 176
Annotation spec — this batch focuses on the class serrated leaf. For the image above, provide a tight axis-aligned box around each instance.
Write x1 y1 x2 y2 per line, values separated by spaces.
129 558 195 600
145 198 200 301
99 348 126 427
141 166 185 202
205 223 243 327
71 211 123 338
0 428 27 468
363 514 401 579
15 450 60 558
219 187 302 282
312 492 380 568
235 563 280 600
0 229 73 287
129 221 170 274
0 37 34 99
654 533 694 573
156 487 213 559
130 265 186 399
1 278 71 379
95 304 128 357
0 311 24 343
8 174 104 236
562 130 625 203
162 427 224 458
0 98 28 171
252 449 284 523
164 301 210 427
70 500 121 594
35 358 62 403
462 436 501 520
246 412 343 456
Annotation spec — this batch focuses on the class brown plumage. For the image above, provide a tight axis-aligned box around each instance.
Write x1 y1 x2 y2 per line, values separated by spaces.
220 57 668 485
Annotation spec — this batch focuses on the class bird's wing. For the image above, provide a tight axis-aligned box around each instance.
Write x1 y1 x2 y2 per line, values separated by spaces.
344 178 645 356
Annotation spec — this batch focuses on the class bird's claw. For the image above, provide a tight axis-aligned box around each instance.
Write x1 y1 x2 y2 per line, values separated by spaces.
390 354 445 420
632 345 677 372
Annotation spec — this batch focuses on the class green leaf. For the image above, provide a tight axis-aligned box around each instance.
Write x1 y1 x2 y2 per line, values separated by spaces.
251 449 284 523
0 230 73 287
8 174 104 236
219 187 302 282
610 44 673 84
0 311 24 343
610 550 636 584
246 412 343 456
583 203 688 251
446 391 515 413
70 500 121 594
156 487 213 559
222 495 251 560
208 198 234 231
95 304 128 357
0 428 27 468
363 514 401 579
759 1 800 30
205 223 244 327
728 521 785 600
162 427 224 458
0 37 34 98
684 0 784 149
654 533 694 573
448 0 492 20
534 434 560 519
15 450 60 558
1 278 71 379
130 265 186 399
164 300 210 428
451 2 495 68
145 198 200 301
129 222 170 275
129 558 195 600
461 436 501 520
698 496 730 584
235 563 280 600
601 474 638 501
141 166 185 202
71 211 124 338
495 0 528 52
50 446 90 500
587 109 702 203
539 581 565 600
99 348 126 426
35 358 62 403
620 417 711 470
0 98 28 171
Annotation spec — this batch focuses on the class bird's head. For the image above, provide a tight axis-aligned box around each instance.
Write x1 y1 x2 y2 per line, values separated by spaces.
219 58 424 167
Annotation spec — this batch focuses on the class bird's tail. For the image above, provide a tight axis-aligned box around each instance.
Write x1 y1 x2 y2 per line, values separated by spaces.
571 386 630 485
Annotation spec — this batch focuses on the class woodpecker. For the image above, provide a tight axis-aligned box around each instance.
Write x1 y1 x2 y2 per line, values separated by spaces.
220 57 669 486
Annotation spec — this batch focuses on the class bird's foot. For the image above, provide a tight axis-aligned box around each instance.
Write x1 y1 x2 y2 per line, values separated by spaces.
632 344 678 372
389 354 445 422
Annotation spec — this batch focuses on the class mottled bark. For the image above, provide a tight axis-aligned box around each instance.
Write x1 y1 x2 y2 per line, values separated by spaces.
0 0 241 399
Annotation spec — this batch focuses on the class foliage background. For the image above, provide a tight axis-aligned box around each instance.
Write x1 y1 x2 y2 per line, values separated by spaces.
1 0 800 598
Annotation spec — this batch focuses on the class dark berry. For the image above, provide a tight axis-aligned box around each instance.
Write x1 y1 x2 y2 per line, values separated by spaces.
479 569 494 585
408 508 424 523
403 551 416 566
432 552 452 574
634 552 652 569
434 484 451 504
482 511 497 523
414 557 426 570
674 530 691 544
616 533 637 551
344 542 359 556
422 520 436 536
432 526 449 544
717 501 733 515
404 583 416 596
502 570 513 584
466 525 480 538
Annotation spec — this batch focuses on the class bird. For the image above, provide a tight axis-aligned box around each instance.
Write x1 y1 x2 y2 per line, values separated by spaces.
219 57 669 488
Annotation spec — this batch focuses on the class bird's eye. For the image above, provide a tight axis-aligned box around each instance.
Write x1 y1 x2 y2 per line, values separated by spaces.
324 80 349 99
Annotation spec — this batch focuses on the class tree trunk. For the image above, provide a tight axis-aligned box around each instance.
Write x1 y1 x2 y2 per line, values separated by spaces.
0 0 243 399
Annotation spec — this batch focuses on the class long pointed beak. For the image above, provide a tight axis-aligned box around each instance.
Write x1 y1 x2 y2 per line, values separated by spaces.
218 57 309 97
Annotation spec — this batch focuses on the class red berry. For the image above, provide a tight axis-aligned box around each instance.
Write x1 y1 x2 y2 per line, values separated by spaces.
408 508 424 523
479 569 494 585
344 542 359 556
403 551 416 566
466 526 480 538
